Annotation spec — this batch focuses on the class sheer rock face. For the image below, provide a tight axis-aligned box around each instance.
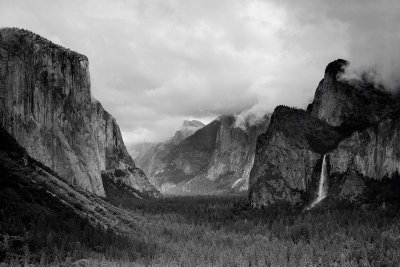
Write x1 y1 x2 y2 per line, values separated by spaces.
0 28 159 197
133 116 269 195
91 100 135 170
249 106 343 207
203 116 269 193
308 59 398 129
329 112 400 182
250 59 400 207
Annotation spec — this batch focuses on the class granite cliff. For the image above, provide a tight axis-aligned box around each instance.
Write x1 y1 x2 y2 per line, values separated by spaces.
133 116 269 195
308 59 399 130
0 28 159 198
249 106 344 207
250 59 400 208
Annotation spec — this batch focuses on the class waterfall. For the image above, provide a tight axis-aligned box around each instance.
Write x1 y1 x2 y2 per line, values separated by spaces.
307 154 328 209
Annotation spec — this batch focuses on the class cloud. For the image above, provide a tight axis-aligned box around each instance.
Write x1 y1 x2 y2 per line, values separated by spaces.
0 0 398 144
338 2 400 91
272 0 400 91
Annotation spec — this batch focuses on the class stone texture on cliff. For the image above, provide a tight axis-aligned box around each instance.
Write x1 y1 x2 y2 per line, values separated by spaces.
307 59 400 202
308 59 399 130
91 100 136 170
249 106 344 207
0 28 159 197
338 171 366 201
329 111 400 183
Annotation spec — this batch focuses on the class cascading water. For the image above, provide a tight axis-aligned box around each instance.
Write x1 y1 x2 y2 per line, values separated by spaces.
307 154 328 209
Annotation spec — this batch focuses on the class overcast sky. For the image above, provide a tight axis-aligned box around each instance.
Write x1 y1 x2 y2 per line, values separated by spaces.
1 0 399 145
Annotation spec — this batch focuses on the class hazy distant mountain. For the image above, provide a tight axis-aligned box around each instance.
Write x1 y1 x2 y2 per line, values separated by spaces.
132 116 269 195
171 120 206 145
130 120 205 186
130 120 206 162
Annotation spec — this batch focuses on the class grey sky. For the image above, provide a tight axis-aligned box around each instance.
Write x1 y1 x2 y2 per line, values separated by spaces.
1 0 399 144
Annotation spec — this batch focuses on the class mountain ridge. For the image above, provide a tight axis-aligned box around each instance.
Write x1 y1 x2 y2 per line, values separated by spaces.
133 115 269 195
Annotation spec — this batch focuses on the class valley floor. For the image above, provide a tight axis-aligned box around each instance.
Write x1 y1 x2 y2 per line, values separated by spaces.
2 194 400 266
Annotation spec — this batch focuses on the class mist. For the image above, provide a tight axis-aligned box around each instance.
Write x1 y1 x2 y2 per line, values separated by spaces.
234 0 400 129
338 1 400 91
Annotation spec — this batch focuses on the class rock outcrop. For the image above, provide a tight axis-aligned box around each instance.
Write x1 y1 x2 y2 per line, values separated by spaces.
0 28 159 198
249 106 344 207
133 116 269 195
327 111 400 200
329 113 400 181
250 59 400 208
0 126 141 233
308 59 399 130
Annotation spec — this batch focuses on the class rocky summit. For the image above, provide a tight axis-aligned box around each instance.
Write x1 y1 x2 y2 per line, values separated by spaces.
133 116 269 195
249 59 400 208
0 28 160 198
308 59 399 130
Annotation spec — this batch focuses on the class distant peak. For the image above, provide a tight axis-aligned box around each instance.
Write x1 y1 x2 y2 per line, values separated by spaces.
182 120 205 127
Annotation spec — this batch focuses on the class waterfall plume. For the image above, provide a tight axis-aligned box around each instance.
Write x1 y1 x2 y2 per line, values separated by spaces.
307 154 328 209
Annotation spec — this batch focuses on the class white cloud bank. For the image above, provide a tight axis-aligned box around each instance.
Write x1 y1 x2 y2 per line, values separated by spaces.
0 0 399 144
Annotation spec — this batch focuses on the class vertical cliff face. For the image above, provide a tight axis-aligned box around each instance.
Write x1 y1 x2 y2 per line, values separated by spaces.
326 112 400 200
250 59 400 208
249 106 344 207
329 116 400 180
132 115 269 195
0 28 104 195
205 116 268 192
308 59 398 130
307 59 400 202
0 28 159 198
92 100 161 198
91 100 136 170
